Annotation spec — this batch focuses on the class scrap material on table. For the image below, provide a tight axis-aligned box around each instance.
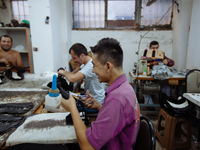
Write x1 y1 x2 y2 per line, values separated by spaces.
5 112 77 146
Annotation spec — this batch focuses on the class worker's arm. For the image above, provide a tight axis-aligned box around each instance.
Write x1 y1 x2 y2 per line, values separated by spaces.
15 51 23 67
58 70 84 83
61 96 95 150
72 66 81 74
163 56 174 67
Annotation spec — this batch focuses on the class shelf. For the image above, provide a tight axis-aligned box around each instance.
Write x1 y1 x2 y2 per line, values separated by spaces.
0 27 34 73
0 27 28 30
19 51 28 53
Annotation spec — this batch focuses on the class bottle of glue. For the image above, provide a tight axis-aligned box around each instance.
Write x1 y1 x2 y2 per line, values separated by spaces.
44 74 62 112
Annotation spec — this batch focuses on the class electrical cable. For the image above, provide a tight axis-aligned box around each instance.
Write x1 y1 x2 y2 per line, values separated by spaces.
136 1 179 77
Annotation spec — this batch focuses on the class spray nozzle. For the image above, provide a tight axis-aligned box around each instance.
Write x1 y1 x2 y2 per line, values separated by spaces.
49 74 60 97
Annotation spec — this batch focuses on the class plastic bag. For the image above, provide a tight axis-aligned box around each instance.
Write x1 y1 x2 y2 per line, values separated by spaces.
14 44 26 52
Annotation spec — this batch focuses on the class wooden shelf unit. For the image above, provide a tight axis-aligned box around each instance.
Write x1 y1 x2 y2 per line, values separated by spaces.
0 27 34 73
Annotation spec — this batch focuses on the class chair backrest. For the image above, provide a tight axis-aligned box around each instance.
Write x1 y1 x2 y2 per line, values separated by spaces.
186 69 200 93
133 116 156 150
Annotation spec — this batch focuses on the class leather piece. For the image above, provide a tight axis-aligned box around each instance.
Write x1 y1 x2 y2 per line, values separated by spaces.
0 114 25 135
0 62 7 67
47 76 73 92
60 87 89 125
5 67 25 80
0 102 34 114
47 67 73 91
161 93 196 117
0 73 6 84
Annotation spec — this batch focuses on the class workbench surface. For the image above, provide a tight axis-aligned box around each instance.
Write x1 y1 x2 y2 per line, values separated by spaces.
0 73 54 148
0 73 52 91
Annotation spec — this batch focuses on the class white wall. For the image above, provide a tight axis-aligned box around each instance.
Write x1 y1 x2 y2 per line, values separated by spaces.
0 0 13 25
49 0 62 71
172 0 193 70
71 30 173 81
28 0 66 73
59 0 72 71
28 0 54 73
186 0 200 69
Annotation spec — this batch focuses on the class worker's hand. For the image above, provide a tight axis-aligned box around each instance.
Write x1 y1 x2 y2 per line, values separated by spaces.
81 90 102 111
152 61 159 66
58 69 65 77
76 66 81 71
61 94 76 112
0 58 8 65
162 59 168 65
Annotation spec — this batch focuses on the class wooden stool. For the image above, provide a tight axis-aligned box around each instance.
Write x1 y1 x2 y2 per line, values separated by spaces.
156 108 191 150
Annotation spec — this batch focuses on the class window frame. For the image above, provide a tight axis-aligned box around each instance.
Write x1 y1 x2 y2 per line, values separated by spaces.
72 0 173 30
11 0 29 23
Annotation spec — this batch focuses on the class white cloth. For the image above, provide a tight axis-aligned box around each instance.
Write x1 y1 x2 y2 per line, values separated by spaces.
152 63 173 80
79 59 105 104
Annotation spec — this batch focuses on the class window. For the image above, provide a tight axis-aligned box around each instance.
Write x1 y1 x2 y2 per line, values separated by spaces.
73 0 173 29
73 0 105 28
107 0 135 29
12 0 29 23
140 0 173 29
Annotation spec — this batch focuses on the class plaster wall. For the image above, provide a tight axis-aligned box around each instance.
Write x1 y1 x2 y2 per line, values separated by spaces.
59 0 72 71
28 0 54 73
71 30 173 81
187 0 200 69
0 0 12 25
172 0 192 70
28 0 67 73
49 0 62 71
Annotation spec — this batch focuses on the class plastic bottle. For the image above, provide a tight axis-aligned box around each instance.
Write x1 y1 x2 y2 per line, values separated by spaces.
44 74 62 112
143 70 147 76
147 63 150 76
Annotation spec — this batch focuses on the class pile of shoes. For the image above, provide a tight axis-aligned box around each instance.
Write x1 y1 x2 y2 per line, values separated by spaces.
0 102 34 135
0 114 25 135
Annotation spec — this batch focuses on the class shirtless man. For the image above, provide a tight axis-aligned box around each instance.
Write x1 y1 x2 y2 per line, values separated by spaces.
0 35 23 71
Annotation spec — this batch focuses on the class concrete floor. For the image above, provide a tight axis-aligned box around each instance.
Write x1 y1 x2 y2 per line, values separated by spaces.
146 115 200 150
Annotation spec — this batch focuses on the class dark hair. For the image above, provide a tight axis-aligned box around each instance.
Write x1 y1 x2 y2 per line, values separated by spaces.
90 37 123 68
149 41 159 48
0 35 13 43
69 43 88 57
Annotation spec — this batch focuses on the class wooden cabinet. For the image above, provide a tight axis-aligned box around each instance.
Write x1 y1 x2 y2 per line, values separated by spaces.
0 27 34 73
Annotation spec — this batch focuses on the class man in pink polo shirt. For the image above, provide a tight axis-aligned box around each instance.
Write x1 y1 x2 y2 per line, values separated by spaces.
61 38 140 150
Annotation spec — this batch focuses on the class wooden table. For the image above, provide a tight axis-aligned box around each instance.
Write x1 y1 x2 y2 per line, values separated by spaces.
0 73 94 148
129 71 185 114
0 73 52 149
129 71 185 95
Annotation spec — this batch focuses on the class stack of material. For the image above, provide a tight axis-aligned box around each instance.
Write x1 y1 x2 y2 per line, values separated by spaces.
6 112 77 146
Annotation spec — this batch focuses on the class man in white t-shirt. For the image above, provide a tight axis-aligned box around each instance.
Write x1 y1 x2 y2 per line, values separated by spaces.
58 43 105 105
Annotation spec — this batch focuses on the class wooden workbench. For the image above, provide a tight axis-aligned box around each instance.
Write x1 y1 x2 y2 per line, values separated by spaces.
0 73 53 149
129 71 186 114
